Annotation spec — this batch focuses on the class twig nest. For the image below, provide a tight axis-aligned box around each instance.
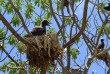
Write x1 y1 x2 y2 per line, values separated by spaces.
94 49 109 67
94 49 109 60
71 68 83 74
25 32 62 69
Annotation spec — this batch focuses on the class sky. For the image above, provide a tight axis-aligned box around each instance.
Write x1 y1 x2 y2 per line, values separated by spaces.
0 0 110 74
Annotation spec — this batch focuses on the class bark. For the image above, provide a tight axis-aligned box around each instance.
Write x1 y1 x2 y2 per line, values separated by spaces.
40 64 48 74
67 46 70 74
63 0 89 48
0 12 36 51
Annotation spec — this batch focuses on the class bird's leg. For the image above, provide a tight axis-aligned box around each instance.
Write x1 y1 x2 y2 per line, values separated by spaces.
35 37 43 56
44 35 48 51
48 38 51 57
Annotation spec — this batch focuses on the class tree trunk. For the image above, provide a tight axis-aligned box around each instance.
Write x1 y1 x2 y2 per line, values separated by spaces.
41 64 48 74
67 46 70 74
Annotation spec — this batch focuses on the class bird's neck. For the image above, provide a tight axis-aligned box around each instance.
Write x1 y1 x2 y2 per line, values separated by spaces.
41 24 46 31
41 22 46 27
42 25 46 29
101 41 104 44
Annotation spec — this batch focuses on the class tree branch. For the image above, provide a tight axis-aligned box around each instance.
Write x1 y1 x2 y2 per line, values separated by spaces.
96 17 108 46
83 47 110 74
9 0 32 36
0 46 19 66
0 12 36 51
63 0 90 48
89 1 110 15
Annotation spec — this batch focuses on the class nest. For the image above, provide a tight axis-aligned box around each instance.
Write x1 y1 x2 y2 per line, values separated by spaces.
94 49 109 67
71 68 83 74
24 32 62 69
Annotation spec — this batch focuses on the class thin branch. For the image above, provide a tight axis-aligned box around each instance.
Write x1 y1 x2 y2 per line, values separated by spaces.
9 0 32 36
0 12 36 51
63 0 90 48
96 17 108 46
83 47 110 74
0 46 19 66
89 1 110 15
49 0 61 28
6 66 27 74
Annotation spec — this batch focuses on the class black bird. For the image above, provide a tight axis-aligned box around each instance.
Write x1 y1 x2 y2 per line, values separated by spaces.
24 20 50 37
96 39 109 67
0 37 5 40
104 3 110 11
64 0 69 7
97 39 104 49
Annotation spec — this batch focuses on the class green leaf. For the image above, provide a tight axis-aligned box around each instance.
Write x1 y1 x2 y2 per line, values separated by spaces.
48 28 56 33
24 3 34 19
72 34 81 45
32 17 41 26
7 36 17 46
85 22 90 29
97 2 108 13
70 49 80 59
0 43 7 51
1 69 6 73
0 7 2 12
97 26 105 36
65 17 72 25
2 62 8 66
12 15 21 27
17 42 25 53
0 28 5 38
29 69 36 74
18 70 25 74
9 69 17 74
75 0 81 3
0 62 8 73
7 68 10 72
34 0 39 5
48 64 53 74
7 4 14 14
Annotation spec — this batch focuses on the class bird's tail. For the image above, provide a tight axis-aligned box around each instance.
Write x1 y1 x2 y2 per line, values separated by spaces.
24 34 30 37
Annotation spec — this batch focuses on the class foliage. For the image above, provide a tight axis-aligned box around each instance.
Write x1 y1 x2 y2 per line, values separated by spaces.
7 36 17 46
70 49 80 59
12 15 21 27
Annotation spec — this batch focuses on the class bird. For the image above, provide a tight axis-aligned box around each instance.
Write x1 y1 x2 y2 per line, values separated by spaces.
104 3 110 11
24 20 50 37
96 39 109 67
97 39 104 49
0 37 5 40
64 0 69 7
95 39 104 53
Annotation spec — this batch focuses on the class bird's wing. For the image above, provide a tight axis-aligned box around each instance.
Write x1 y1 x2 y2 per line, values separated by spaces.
30 26 43 33
24 26 43 37
97 43 102 49
97 42 104 49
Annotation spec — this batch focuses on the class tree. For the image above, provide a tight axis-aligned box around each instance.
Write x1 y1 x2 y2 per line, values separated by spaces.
0 0 110 74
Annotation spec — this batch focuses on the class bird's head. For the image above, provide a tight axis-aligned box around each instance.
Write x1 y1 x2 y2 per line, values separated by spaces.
101 39 104 42
42 20 50 27
108 3 110 6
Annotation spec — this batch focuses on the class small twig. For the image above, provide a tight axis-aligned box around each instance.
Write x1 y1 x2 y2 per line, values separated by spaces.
89 1 110 15
9 0 32 36
0 46 19 66
0 12 37 51
63 0 89 48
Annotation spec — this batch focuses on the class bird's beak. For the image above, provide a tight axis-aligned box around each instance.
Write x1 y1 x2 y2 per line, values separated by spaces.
47 22 51 26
